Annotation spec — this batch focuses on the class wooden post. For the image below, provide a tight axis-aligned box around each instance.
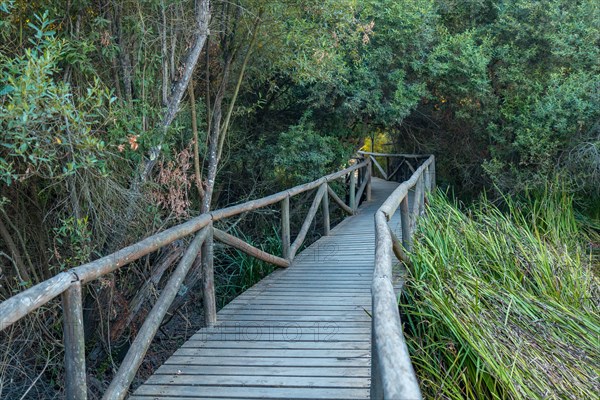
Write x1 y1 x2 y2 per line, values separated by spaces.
355 167 370 205
349 170 356 211
202 225 216 327
400 196 411 251
424 165 431 194
62 281 87 400
431 157 436 191
322 183 330 236
385 156 390 179
411 176 423 234
370 315 382 399
366 159 372 201
419 174 426 214
358 163 364 191
281 196 291 259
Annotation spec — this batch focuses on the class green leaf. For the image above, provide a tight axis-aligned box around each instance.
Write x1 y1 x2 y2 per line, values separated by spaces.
0 85 14 95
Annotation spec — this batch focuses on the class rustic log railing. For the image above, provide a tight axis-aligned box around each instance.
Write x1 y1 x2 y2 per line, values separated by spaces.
361 150 436 399
0 150 435 399
0 157 372 400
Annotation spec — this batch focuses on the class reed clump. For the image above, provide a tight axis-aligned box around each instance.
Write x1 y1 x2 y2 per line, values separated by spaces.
402 191 600 399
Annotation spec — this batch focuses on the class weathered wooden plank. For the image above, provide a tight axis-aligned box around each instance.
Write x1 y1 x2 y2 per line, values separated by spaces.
132 386 369 399
145 374 370 388
242 283 372 289
173 348 370 358
220 307 366 320
191 325 372 334
227 293 370 299
218 303 369 310
179 340 370 350
155 364 371 377
188 333 371 342
214 315 369 322
165 355 370 367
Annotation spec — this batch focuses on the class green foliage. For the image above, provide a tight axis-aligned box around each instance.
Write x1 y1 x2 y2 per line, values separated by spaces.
378 0 600 204
427 29 492 108
335 0 436 126
51 216 93 271
273 119 350 186
0 13 112 185
403 191 599 399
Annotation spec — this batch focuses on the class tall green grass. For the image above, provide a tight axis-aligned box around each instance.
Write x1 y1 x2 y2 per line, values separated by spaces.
402 191 600 399
216 226 280 306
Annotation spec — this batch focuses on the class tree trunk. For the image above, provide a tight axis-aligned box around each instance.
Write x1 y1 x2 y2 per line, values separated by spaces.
217 14 261 160
188 80 205 200
0 216 31 283
138 0 211 184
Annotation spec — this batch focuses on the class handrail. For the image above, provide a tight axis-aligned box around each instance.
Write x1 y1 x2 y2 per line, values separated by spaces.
358 150 430 159
0 159 369 330
371 152 435 399
0 156 372 400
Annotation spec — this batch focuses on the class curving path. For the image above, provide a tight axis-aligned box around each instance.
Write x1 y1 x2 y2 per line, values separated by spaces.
130 178 403 400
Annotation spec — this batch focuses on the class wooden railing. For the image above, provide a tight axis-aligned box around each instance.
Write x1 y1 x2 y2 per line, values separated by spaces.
0 157 372 400
363 150 435 399
0 150 435 399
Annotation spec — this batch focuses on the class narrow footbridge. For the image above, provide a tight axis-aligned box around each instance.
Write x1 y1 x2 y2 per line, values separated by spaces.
0 152 435 400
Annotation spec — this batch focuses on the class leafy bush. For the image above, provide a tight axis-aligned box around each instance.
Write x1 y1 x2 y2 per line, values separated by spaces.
0 13 113 186
273 120 350 186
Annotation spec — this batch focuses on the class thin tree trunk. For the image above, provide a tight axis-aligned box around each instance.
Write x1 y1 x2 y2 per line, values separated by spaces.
188 79 205 200
116 12 133 102
138 0 211 184
217 14 261 161
0 216 30 283
161 0 210 131
204 36 212 169
160 0 169 106
170 7 177 82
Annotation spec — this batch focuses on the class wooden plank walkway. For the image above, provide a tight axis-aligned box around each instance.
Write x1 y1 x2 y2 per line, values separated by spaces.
130 178 402 400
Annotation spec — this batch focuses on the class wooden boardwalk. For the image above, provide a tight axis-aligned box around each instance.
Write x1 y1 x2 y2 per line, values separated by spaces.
130 178 402 400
